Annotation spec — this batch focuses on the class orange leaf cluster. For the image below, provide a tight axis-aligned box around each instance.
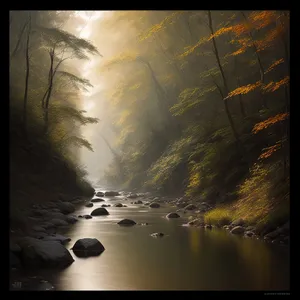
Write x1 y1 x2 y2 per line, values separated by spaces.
265 58 284 74
209 23 249 41
259 142 281 160
248 11 278 30
252 112 289 134
224 81 262 99
256 27 284 52
262 76 290 93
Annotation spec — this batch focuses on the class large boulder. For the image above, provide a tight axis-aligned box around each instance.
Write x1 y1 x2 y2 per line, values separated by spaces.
72 238 105 257
57 202 75 214
117 219 136 226
166 212 180 219
149 202 160 208
105 191 120 196
231 226 245 235
18 237 74 268
91 207 109 216
91 198 105 203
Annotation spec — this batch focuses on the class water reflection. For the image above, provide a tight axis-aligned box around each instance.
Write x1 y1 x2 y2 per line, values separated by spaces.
187 228 201 255
50 192 290 290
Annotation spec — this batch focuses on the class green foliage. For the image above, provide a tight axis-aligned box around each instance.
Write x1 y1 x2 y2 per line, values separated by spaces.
170 86 218 116
204 208 233 226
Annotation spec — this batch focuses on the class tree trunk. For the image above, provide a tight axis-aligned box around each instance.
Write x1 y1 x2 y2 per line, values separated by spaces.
23 15 31 134
10 17 30 62
44 49 54 134
207 10 240 142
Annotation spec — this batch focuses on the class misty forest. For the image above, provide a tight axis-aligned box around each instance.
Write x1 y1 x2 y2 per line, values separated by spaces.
9 10 290 291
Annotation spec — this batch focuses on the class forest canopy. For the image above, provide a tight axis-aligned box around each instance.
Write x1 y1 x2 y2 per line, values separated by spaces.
92 10 289 224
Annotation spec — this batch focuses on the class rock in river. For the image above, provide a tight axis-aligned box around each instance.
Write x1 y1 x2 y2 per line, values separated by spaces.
91 198 105 203
72 238 105 257
95 192 104 197
117 219 136 226
231 226 245 235
127 193 138 199
85 203 94 208
231 218 245 227
105 191 120 196
83 215 93 219
187 218 204 227
18 237 74 268
91 207 109 216
166 212 180 219
244 231 255 237
114 203 124 207
133 200 143 204
184 204 197 211
149 202 160 208
151 232 164 238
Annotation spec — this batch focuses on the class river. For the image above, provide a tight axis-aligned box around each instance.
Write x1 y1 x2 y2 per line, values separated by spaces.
11 188 290 290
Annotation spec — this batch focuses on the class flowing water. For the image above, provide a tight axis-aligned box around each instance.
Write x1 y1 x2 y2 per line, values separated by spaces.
11 188 290 291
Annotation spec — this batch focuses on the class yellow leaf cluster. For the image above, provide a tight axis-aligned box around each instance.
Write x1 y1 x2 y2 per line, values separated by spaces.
256 27 284 52
178 36 208 58
252 112 289 134
224 81 262 99
140 11 185 41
